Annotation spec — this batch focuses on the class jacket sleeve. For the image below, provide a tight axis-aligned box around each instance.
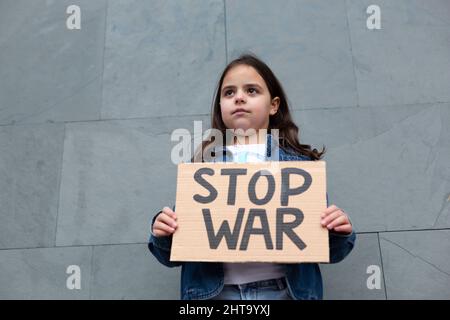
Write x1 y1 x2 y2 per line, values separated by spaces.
329 231 356 263
147 206 182 268
325 193 357 263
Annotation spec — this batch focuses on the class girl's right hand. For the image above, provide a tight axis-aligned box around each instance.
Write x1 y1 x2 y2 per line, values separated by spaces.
152 206 178 237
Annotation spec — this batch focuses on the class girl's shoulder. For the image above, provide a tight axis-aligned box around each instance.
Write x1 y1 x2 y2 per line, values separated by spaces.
279 147 312 161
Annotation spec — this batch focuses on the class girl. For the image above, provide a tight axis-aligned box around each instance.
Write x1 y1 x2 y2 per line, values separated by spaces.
148 53 356 300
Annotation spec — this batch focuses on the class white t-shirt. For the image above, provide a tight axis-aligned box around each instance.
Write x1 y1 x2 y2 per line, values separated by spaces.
222 143 285 285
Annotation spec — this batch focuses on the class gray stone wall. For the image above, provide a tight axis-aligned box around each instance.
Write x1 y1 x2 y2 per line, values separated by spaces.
0 0 449 299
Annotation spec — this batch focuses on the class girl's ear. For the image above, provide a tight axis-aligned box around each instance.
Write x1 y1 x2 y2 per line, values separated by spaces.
270 97 280 115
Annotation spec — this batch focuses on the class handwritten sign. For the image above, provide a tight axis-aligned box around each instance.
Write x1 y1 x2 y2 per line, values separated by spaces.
170 161 329 263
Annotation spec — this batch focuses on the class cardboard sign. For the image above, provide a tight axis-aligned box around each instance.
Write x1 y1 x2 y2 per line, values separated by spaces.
170 161 329 263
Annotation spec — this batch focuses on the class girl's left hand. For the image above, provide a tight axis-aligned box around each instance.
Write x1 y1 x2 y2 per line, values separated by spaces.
321 205 352 235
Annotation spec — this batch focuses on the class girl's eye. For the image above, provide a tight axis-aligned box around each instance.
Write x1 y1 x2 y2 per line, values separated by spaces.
248 88 257 94
224 90 233 96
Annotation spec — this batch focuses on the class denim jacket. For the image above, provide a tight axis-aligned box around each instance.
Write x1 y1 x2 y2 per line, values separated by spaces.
148 134 356 300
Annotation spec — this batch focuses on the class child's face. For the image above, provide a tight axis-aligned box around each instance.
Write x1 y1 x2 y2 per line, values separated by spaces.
220 65 279 134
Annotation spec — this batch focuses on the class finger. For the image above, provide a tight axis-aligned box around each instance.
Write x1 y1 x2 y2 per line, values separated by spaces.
326 215 349 230
153 220 175 233
333 224 352 234
158 210 176 223
321 205 339 218
157 212 178 228
153 229 170 237
162 207 177 220
153 228 175 237
153 221 176 234
321 210 343 226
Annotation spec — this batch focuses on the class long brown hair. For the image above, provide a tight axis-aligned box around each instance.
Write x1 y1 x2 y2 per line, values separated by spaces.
192 52 325 162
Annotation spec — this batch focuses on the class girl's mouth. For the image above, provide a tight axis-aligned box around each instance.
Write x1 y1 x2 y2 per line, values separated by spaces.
232 108 250 116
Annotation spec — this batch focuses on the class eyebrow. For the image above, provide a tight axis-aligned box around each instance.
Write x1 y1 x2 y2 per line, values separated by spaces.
221 83 263 93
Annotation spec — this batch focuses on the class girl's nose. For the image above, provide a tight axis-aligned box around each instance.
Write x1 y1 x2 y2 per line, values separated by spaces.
235 90 245 104
235 97 244 104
